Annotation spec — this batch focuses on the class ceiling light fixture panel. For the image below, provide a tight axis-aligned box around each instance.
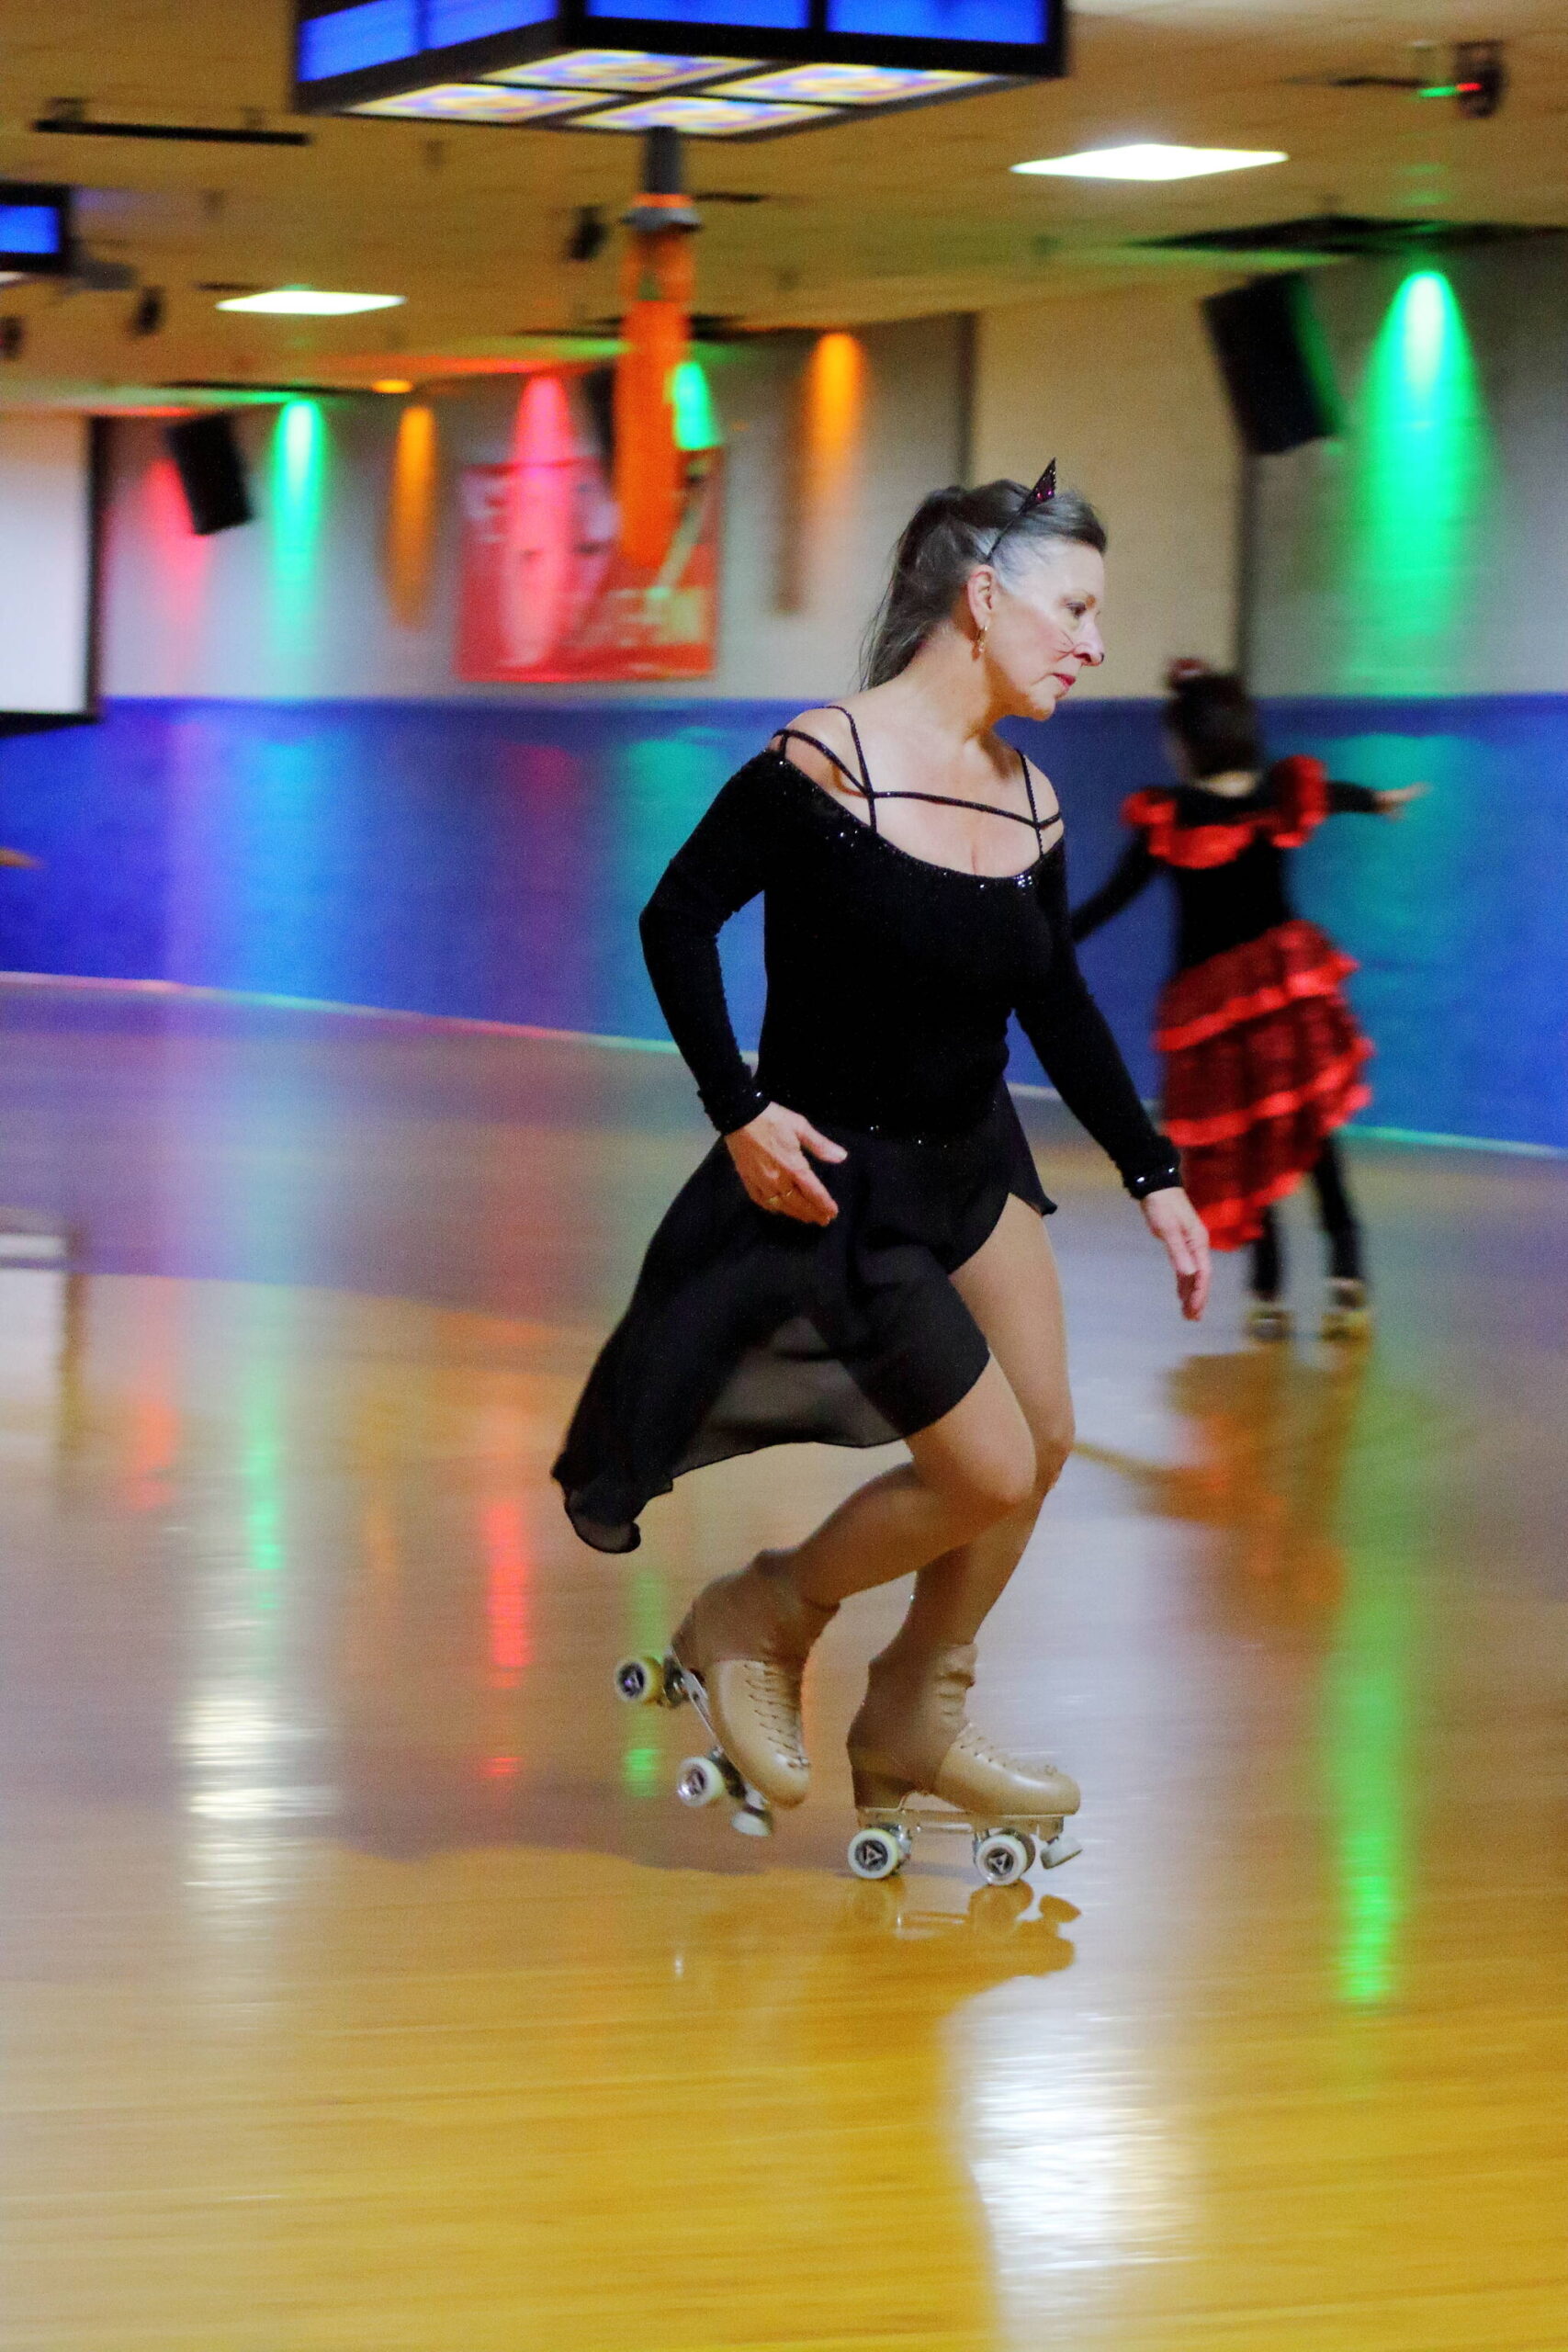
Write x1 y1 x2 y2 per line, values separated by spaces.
1012 143 1288 182
722 61 994 105
293 0 1063 136
570 93 832 136
218 287 406 314
352 79 589 119
485 48 750 89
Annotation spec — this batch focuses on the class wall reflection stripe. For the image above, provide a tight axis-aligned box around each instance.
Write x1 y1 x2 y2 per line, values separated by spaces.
1323 1434 1421 2006
483 1498 532 1687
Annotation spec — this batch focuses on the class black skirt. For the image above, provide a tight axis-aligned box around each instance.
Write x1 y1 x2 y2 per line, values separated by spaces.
553 1084 1053 1554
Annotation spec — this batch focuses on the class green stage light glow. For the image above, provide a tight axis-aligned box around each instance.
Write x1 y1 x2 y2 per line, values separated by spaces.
671 357 721 453
271 401 329 656
1348 266 1492 692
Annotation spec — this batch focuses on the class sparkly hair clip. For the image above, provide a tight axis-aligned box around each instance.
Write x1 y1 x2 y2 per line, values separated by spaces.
984 459 1057 562
1021 458 1057 510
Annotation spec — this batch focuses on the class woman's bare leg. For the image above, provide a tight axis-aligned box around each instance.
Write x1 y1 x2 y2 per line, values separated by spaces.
789 1197 1068 1617
895 1195 1073 1651
671 1330 1040 1811
843 1197 1081 1828
788 1352 1038 1608
682 1200 1069 1810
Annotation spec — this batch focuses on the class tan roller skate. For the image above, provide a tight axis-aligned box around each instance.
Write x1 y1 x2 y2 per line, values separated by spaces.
614 1554 836 1837
844 1642 1081 1885
1321 1278 1373 1342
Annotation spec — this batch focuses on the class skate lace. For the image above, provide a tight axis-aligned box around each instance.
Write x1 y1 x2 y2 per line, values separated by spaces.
743 1660 807 1763
954 1724 1058 1776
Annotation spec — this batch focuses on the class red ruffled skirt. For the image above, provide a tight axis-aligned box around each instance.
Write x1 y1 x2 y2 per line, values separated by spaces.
1156 919 1372 1250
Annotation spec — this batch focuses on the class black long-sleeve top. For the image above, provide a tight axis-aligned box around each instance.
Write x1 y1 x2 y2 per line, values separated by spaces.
1071 769 1381 972
637 749 1179 1194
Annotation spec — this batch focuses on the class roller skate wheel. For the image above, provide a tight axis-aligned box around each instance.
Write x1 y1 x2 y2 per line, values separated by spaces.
675 1754 727 1807
848 1826 906 1881
730 1804 773 1838
975 1830 1032 1886
614 1654 664 1705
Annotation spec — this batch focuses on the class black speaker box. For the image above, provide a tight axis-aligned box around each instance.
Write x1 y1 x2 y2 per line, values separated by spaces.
1201 274 1342 457
165 413 254 535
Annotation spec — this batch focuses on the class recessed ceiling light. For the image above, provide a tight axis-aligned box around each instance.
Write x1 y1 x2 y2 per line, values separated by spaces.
486 50 750 91
1012 143 1288 183
216 288 406 315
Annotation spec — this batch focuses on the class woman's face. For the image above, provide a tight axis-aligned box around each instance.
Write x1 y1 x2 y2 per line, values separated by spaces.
971 539 1106 718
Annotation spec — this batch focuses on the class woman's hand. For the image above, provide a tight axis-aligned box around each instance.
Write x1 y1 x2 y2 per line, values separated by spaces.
727 1102 847 1227
1375 784 1427 818
1142 1186 1210 1321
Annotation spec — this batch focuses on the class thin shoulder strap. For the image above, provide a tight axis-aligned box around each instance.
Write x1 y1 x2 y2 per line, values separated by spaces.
777 718 1060 849
1017 748 1043 842
823 705 878 831
772 727 870 801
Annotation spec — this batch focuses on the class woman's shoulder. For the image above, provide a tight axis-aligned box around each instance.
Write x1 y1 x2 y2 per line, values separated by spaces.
766 707 869 803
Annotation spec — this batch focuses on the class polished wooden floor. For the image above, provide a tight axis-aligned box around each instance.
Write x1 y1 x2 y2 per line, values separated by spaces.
1 978 1565 2351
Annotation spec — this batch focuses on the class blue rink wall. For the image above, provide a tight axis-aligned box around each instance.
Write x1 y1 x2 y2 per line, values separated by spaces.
0 694 1563 1149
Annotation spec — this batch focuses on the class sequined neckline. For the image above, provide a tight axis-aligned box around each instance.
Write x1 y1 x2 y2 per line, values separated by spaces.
765 749 1065 888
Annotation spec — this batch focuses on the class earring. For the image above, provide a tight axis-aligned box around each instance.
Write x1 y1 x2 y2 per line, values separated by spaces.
976 623 990 654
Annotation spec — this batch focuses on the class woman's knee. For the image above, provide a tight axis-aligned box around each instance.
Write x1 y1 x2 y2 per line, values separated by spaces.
1031 1406 1076 1498
931 1421 1039 1529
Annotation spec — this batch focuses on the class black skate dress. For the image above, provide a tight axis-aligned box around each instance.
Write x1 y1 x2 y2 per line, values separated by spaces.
553 715 1179 1553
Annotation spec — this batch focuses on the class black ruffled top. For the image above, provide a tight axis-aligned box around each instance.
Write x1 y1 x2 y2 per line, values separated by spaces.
638 748 1177 1193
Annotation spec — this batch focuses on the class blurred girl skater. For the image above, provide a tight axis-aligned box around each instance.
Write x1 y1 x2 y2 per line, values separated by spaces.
1072 661 1422 1341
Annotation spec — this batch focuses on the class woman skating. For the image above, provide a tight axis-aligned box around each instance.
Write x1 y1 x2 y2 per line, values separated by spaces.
1071 661 1422 1340
554 472 1210 1871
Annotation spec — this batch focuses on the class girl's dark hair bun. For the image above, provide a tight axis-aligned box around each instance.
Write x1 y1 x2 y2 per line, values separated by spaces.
1162 662 1261 779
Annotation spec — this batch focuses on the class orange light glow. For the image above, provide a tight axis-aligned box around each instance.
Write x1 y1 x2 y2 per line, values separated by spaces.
780 330 866 610
384 401 439 627
807 331 866 479
372 378 414 394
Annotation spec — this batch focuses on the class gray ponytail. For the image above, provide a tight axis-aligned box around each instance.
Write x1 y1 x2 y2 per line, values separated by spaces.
862 478 1108 688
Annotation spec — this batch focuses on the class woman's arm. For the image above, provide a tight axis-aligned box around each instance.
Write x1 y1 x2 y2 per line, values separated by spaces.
640 752 848 1226
1068 836 1156 942
638 760 776 1136
1020 853 1209 1317
1021 854 1178 1193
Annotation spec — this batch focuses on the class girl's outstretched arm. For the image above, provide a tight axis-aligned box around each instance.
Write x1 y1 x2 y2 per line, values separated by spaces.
1329 781 1428 817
